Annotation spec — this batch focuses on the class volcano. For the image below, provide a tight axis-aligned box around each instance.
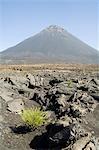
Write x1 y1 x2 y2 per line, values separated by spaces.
0 25 99 64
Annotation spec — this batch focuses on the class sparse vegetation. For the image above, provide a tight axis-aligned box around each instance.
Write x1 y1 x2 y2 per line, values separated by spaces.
67 80 73 87
20 107 48 128
0 64 99 150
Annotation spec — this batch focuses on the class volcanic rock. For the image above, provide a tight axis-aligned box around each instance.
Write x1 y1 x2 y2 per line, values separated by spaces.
47 123 72 148
7 99 24 113
72 135 91 150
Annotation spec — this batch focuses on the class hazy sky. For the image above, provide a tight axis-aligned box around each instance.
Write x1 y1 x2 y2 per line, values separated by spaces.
0 0 98 52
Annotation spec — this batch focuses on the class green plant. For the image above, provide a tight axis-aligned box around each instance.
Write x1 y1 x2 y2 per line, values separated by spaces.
67 80 73 88
20 107 48 128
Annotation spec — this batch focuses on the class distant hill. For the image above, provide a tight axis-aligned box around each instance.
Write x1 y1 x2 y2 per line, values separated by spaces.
0 25 99 64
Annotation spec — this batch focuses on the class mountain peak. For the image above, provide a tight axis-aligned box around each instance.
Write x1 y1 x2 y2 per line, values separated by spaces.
45 25 65 33
1 25 99 64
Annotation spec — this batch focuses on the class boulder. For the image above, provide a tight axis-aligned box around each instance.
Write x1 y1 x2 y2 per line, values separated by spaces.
7 99 24 113
23 98 40 108
46 90 70 116
0 92 14 102
31 90 47 107
47 123 72 148
56 82 76 95
72 135 91 150
26 74 44 87
69 92 96 112
26 74 35 83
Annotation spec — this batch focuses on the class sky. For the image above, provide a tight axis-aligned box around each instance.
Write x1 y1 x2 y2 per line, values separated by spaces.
0 0 98 52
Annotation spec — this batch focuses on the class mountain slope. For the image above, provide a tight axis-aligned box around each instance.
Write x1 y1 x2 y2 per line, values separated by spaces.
0 25 99 64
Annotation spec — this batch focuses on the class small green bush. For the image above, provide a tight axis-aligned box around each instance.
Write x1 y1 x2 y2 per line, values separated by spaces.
20 107 48 128
67 80 73 87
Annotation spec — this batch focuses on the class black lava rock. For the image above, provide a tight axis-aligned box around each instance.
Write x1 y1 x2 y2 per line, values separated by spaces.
47 124 71 148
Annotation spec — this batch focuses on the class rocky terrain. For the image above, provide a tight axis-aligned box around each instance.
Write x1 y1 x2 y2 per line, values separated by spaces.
0 64 99 150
